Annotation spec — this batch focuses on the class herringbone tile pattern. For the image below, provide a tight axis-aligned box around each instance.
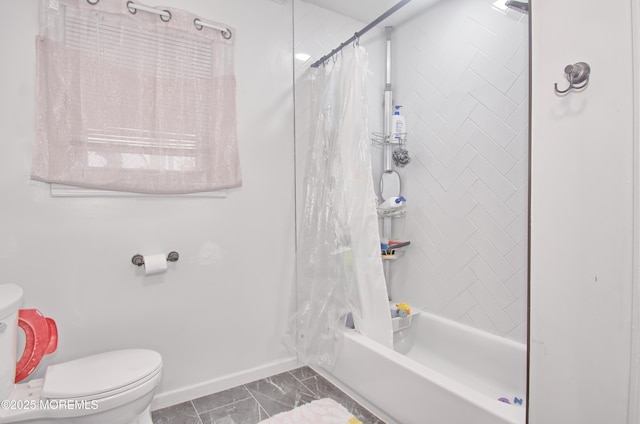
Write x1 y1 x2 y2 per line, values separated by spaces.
390 0 529 343
294 0 528 343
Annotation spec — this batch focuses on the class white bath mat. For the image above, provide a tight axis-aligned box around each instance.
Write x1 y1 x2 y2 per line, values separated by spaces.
258 398 362 424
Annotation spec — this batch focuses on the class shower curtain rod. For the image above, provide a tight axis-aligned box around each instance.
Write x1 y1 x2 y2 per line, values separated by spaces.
310 0 412 68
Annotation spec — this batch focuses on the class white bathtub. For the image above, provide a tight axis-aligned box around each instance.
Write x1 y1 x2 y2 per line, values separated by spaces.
319 311 526 424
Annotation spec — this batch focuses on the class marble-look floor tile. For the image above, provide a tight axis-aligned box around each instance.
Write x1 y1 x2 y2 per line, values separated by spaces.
152 367 386 424
192 385 253 414
199 397 268 424
152 400 202 424
288 366 317 381
244 371 318 417
302 373 385 424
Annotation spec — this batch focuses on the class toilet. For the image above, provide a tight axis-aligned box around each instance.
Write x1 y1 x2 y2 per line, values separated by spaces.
0 284 162 423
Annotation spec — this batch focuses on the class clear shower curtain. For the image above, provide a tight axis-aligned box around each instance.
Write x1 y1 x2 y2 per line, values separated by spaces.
295 46 393 367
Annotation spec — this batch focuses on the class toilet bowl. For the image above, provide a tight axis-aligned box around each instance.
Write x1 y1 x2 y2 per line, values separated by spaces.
0 284 162 424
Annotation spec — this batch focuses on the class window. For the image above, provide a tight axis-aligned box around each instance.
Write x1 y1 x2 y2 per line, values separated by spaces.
33 0 241 195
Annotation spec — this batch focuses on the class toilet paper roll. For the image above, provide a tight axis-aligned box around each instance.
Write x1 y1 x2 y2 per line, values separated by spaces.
143 253 167 276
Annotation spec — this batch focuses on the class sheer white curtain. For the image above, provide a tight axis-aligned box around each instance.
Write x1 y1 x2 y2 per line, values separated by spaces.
33 0 241 194
296 46 393 366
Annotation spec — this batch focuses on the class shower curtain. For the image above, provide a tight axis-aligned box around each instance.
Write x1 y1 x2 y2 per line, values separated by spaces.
295 46 393 367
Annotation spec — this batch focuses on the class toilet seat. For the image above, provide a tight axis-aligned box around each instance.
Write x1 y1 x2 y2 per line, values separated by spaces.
41 349 162 401
15 309 58 383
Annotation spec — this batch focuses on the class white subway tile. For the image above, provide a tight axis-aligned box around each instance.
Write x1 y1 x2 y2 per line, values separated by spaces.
470 180 517 229
469 130 516 175
469 281 515 334
507 99 529 133
469 229 516 281
469 155 517 202
469 205 517 255
469 256 516 308
470 52 518 93
469 77 518 120
441 290 478 320
470 104 518 147
437 266 478 304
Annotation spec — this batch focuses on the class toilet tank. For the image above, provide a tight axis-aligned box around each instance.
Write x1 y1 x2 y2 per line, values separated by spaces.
0 284 23 401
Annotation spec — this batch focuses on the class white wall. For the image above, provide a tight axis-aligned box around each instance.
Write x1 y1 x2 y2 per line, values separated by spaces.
0 0 296 409
390 0 529 343
529 0 635 422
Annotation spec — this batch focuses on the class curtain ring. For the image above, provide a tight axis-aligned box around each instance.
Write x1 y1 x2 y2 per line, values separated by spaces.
126 1 136 14
87 0 99 4
160 9 172 22
194 19 232 39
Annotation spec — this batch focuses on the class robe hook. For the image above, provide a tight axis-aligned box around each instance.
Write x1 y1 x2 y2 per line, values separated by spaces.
554 62 591 95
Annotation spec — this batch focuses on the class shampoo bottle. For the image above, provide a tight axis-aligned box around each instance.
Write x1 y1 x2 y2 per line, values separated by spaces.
391 105 406 141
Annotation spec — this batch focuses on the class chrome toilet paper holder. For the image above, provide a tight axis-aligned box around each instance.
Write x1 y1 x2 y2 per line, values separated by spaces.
131 251 179 266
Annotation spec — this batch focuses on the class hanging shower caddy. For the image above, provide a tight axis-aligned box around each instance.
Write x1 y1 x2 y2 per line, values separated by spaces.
373 27 411 300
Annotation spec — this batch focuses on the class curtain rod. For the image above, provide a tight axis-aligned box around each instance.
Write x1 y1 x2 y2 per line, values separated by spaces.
310 0 412 68
87 0 232 39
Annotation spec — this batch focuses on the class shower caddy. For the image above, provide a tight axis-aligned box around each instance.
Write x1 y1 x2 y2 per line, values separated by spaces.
371 27 416 333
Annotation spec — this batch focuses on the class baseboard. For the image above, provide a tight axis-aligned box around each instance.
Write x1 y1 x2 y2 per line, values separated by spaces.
151 356 299 410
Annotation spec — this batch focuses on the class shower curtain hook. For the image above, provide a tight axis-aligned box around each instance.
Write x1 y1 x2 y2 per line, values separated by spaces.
126 1 136 14
159 9 172 22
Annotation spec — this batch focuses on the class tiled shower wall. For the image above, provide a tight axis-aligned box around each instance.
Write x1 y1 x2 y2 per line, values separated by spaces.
391 0 529 343
294 0 528 343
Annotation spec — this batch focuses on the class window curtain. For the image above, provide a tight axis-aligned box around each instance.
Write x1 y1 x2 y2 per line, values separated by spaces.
295 46 393 367
33 0 241 194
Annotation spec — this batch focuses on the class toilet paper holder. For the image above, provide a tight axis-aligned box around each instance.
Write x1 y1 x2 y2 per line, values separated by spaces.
131 251 179 266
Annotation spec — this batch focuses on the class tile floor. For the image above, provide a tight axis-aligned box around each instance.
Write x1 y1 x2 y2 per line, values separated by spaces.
151 367 385 424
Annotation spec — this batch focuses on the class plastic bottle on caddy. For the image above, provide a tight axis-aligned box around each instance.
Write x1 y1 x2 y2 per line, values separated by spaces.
379 196 406 210
391 105 406 141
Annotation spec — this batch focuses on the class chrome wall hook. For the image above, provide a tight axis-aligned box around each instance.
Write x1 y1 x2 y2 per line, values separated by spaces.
554 62 591 95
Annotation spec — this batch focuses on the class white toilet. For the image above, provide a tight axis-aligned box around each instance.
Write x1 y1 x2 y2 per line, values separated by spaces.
0 284 162 423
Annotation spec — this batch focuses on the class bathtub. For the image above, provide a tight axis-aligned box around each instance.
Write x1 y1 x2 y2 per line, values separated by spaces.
318 310 526 424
